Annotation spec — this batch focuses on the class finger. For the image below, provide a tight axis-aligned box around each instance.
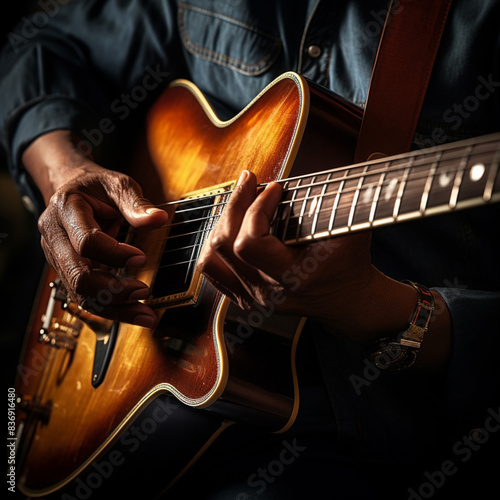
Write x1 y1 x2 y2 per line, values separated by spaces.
49 193 145 269
41 215 152 305
197 240 254 308
235 181 295 280
206 171 268 284
91 302 158 329
61 194 147 268
104 175 168 229
197 170 262 305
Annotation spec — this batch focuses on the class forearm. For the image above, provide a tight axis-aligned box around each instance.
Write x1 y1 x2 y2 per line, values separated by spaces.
22 130 95 205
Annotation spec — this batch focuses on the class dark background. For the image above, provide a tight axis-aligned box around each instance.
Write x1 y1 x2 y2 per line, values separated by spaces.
1 1 44 391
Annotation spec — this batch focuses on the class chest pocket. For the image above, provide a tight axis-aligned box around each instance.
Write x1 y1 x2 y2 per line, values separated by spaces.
178 1 282 76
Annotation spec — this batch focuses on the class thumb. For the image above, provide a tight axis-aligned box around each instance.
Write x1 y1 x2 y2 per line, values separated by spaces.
108 175 169 228
126 196 169 228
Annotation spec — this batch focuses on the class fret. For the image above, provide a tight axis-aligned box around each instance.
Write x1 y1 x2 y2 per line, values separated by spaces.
312 171 347 237
372 160 407 222
331 166 366 231
449 146 472 208
328 172 348 232
392 159 413 218
369 171 387 223
275 179 299 242
311 173 331 236
420 151 441 213
347 165 370 228
273 132 499 244
295 181 312 240
482 144 500 202
425 149 465 209
295 176 318 239
349 167 382 228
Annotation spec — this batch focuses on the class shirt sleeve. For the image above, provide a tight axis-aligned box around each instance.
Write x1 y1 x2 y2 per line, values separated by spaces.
433 287 500 429
0 0 184 213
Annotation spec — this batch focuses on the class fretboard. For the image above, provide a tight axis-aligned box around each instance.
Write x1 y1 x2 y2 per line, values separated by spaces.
271 133 500 244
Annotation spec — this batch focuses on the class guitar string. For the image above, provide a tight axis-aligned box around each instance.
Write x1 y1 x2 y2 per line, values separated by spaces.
113 139 499 243
108 140 499 273
124 165 493 274
127 147 498 270
148 138 500 212
122 154 494 257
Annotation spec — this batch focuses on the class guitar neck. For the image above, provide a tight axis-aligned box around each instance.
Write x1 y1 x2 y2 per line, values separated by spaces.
271 132 500 244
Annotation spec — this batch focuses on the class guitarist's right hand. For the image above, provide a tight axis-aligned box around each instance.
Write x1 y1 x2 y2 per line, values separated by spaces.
22 130 168 328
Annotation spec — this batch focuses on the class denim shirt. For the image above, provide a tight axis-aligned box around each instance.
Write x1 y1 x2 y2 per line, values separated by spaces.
1 0 499 462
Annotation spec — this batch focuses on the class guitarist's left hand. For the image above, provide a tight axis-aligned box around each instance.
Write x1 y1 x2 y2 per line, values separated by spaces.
198 170 450 362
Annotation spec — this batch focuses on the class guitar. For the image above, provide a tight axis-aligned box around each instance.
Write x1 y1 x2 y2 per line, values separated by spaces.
13 72 500 497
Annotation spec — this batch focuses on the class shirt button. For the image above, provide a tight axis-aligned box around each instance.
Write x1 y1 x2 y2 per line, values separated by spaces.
307 45 322 58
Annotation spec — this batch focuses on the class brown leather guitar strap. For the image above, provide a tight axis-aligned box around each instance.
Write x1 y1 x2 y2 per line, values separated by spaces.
354 0 454 162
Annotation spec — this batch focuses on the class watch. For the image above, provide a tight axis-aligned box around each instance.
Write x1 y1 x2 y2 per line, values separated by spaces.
368 281 435 371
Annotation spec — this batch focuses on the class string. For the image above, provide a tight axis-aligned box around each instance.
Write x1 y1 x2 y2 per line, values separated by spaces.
117 137 499 267
129 151 494 244
148 136 500 211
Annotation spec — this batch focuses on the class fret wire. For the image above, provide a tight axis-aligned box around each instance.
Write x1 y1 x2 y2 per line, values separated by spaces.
121 138 500 246
311 172 331 235
369 171 387 223
392 158 414 218
139 139 500 222
287 160 494 231
295 178 315 241
483 144 500 201
449 146 472 208
274 144 499 209
348 166 370 228
419 151 441 213
279 164 444 209
270 139 500 196
280 179 299 242
147 137 499 214
328 171 348 231
139 156 495 246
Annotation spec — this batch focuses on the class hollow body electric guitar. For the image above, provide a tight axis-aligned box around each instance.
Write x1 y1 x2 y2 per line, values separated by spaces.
14 72 500 497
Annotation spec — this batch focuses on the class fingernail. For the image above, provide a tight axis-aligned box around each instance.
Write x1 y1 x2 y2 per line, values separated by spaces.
237 170 249 185
146 207 163 214
134 314 156 329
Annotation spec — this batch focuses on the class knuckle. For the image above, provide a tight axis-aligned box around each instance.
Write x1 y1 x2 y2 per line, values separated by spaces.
75 228 100 256
233 235 253 260
67 263 91 296
210 231 234 257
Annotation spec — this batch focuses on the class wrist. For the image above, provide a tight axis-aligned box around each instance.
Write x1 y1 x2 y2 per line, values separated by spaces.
365 279 452 373
338 269 418 344
22 130 96 204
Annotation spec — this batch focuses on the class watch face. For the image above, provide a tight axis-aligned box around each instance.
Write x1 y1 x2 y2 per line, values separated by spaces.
369 342 418 371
